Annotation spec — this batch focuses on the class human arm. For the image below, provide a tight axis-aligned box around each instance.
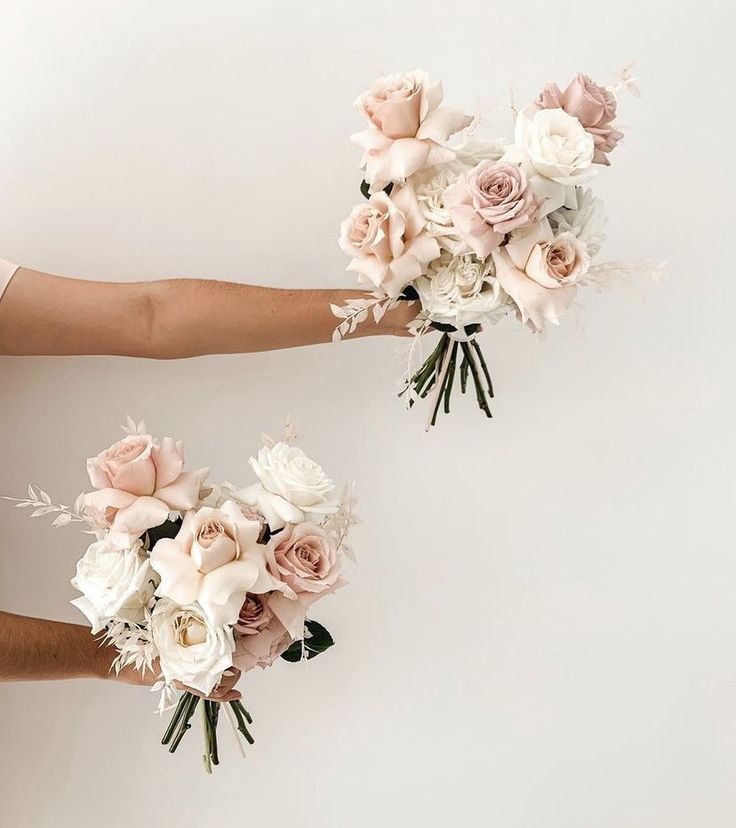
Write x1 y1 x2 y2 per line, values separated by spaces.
0 266 415 358
0 610 240 701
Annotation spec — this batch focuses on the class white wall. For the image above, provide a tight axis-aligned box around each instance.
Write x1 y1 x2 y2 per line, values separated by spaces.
1 2 734 826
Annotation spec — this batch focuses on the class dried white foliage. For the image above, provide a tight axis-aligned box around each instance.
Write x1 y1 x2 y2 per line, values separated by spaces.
1 485 100 532
103 609 159 682
582 259 667 292
261 416 300 449
394 319 432 407
121 415 147 436
331 292 402 342
321 482 361 563
609 61 642 98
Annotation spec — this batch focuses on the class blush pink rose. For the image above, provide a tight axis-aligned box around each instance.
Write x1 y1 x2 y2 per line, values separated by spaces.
352 70 472 191
339 184 440 298
84 435 209 537
491 219 589 332
258 522 345 640
444 160 538 258
267 523 340 597
534 74 623 165
150 500 273 627
232 615 293 673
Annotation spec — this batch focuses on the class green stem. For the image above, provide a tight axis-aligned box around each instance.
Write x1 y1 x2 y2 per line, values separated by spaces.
460 353 469 394
470 340 494 398
168 692 200 754
443 341 459 414
161 693 191 745
208 701 220 766
229 700 255 745
201 703 213 774
461 342 492 419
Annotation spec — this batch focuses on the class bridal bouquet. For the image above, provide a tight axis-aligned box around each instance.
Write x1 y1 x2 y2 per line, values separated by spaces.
5 418 357 772
334 66 658 427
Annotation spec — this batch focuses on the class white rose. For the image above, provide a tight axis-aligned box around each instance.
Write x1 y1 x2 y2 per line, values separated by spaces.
71 535 157 634
453 137 507 167
415 251 506 327
517 108 594 184
409 163 465 255
509 109 595 216
236 443 337 533
151 599 235 696
548 187 606 257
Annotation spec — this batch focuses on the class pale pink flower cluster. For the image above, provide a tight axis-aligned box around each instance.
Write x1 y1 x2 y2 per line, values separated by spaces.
338 69 631 333
66 427 352 697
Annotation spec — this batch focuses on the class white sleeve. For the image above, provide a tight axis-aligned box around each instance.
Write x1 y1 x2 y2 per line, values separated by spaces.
0 258 20 305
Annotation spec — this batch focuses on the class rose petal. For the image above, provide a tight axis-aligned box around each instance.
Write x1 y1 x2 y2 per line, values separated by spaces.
112 495 170 536
199 560 260 626
152 437 185 489
415 106 472 144
267 591 307 640
155 468 209 511
150 537 201 605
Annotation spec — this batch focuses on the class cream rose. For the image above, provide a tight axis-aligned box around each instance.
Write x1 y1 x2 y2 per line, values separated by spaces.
151 599 235 695
492 219 589 332
415 251 503 327
71 535 157 634
409 163 465 255
352 70 472 191
150 500 272 626
517 108 595 185
339 184 441 298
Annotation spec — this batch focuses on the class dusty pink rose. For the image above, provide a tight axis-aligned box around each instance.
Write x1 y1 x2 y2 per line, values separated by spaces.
444 160 538 258
352 70 472 191
534 73 623 165
339 184 440 298
253 524 346 641
491 219 589 332
234 592 274 636
232 615 292 673
84 435 209 537
267 522 340 597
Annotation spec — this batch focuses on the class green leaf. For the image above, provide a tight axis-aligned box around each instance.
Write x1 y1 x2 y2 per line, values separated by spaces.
281 620 335 663
360 180 393 200
145 517 183 548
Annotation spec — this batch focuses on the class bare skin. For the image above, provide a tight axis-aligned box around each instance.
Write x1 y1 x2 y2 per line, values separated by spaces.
0 267 415 357
0 265 415 694
0 611 241 701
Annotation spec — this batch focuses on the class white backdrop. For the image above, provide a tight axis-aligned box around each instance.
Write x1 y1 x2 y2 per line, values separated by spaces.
1 2 734 826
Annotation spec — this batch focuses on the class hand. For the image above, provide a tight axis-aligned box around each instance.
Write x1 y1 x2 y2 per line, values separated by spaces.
113 658 242 702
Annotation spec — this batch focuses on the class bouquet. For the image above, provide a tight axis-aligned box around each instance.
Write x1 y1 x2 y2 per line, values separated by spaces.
5 418 357 772
334 65 660 428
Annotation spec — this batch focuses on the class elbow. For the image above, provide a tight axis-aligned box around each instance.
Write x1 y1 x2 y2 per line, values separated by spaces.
137 281 184 360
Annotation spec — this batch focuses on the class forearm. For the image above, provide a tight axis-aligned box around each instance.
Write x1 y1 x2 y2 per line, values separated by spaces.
146 280 404 358
0 268 413 358
0 610 113 682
